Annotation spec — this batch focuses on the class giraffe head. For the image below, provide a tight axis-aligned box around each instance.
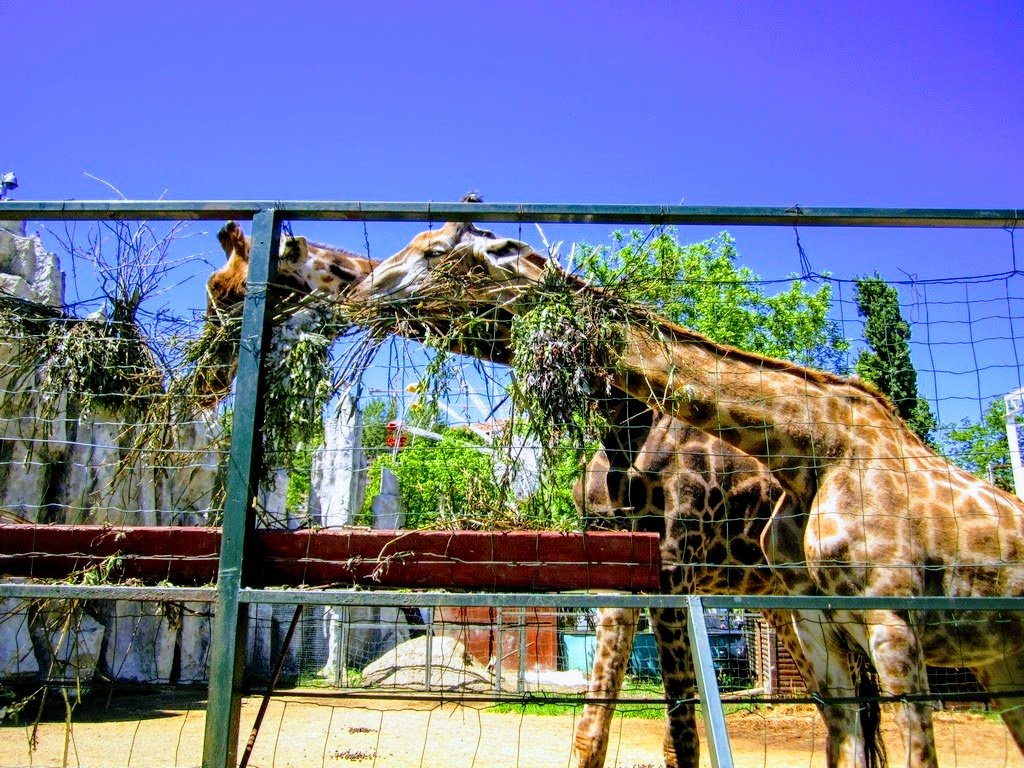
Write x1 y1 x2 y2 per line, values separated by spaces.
353 195 545 302
348 195 551 363
197 221 377 405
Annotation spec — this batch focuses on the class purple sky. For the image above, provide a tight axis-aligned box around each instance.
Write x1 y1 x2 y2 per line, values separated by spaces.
4 1 1023 421
7 2 1020 208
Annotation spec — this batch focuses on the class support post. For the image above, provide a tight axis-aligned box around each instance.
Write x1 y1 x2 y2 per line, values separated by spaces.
203 209 281 768
1004 387 1024 499
687 596 735 768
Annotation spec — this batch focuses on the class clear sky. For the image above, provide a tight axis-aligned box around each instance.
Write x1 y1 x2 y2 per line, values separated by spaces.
6 2 1020 208
3 0 1023 423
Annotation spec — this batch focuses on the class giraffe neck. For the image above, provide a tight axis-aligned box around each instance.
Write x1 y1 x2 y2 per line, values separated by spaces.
611 315 908 499
448 252 902 497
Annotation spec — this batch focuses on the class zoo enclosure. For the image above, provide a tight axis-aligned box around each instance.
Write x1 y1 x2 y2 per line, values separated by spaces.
1 200 1022 768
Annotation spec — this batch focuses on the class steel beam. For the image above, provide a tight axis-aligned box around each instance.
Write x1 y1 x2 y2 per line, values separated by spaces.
0 200 1019 228
202 208 280 768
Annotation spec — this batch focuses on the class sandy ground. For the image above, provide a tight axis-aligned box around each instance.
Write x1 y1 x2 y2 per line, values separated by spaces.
1 689 1021 768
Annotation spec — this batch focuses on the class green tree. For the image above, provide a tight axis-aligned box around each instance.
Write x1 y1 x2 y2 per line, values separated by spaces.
360 426 506 529
946 398 1016 492
574 229 849 370
852 274 937 444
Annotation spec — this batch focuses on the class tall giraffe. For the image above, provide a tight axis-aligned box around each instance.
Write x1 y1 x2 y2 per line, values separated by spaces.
346 212 1024 768
199 221 878 768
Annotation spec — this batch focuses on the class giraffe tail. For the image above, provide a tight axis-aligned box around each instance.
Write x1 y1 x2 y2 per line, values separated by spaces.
854 654 888 768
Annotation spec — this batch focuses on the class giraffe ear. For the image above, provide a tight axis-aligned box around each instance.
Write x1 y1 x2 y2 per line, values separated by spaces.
279 235 308 266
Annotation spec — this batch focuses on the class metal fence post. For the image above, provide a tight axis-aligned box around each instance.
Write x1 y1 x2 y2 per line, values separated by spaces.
687 595 735 768
202 209 281 768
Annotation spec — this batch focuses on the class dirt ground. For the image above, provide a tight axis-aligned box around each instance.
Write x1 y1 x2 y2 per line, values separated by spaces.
1 689 1021 768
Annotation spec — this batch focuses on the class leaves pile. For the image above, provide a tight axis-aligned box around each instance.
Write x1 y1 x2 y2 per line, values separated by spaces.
173 293 343 492
509 259 628 452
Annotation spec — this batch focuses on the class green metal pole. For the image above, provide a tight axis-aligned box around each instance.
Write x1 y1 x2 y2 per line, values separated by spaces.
202 209 281 768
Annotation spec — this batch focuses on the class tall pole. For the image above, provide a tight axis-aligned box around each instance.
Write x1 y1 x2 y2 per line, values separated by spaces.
203 209 281 768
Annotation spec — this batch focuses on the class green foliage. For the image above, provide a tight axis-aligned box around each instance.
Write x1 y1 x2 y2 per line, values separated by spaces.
357 393 584 530
361 397 398 457
260 330 332 516
38 316 162 418
852 273 937 444
510 260 623 451
263 331 331 476
361 427 506 529
76 553 125 585
574 229 849 370
284 444 316 516
488 677 665 718
946 399 1016 492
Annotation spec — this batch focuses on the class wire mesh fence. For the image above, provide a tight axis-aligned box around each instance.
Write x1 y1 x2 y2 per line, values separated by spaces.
0 204 1022 768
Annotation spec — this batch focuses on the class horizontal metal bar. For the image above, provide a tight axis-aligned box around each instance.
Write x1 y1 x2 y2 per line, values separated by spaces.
0 583 217 601
227 590 1024 611
1 584 1019 611
1 201 1019 227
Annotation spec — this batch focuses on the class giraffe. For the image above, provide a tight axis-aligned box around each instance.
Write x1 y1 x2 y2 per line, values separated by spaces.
572 395 884 768
345 211 1024 768
197 220 377 405
199 220 880 768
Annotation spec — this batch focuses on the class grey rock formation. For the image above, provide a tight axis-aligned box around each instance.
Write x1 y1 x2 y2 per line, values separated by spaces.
0 580 39 678
0 230 224 688
371 466 404 529
97 600 177 684
309 392 367 527
29 602 105 698
176 601 213 684
0 228 62 308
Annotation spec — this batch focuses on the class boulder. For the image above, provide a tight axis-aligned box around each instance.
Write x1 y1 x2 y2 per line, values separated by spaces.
361 634 495 691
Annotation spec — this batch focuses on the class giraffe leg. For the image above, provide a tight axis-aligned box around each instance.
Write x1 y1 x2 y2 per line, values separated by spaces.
788 609 884 768
970 653 1024 757
762 510 884 768
651 606 699 768
574 607 639 768
863 610 938 768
